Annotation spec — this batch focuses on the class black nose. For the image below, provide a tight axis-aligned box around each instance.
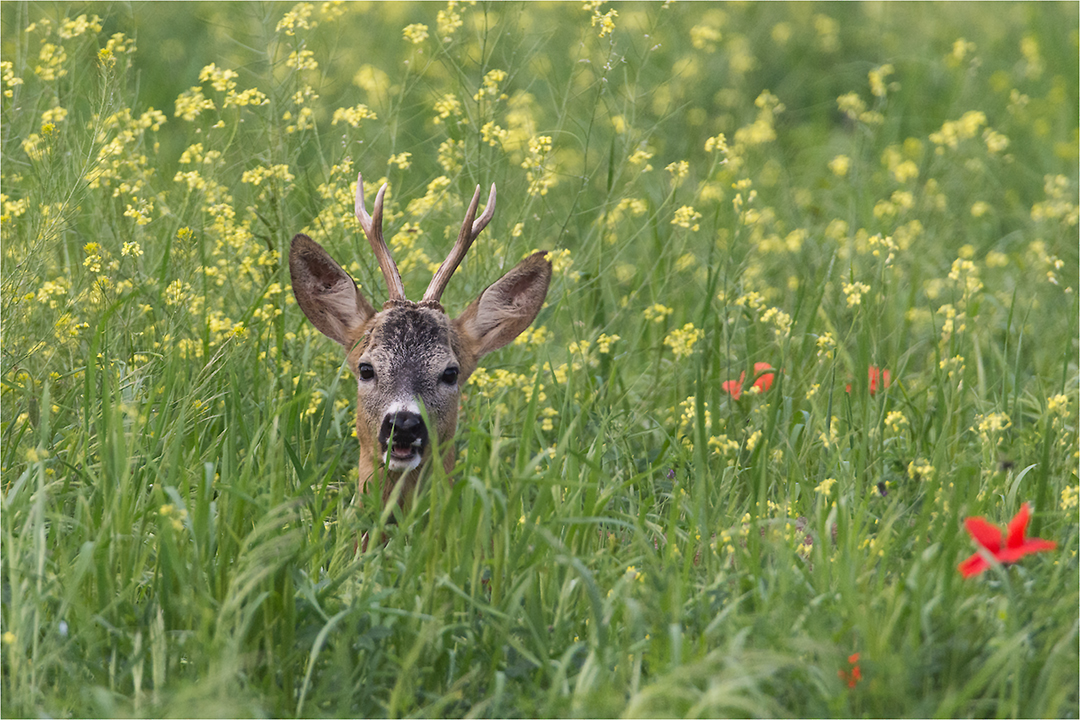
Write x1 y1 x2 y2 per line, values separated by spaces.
378 411 428 449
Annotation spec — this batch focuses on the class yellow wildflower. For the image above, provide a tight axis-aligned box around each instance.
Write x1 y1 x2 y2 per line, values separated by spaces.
403 23 429 44
815 477 837 496
829 155 850 177
331 104 376 128
664 323 704 359
671 205 702 231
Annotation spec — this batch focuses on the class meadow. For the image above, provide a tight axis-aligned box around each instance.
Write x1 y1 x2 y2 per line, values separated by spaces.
2 2 1078 717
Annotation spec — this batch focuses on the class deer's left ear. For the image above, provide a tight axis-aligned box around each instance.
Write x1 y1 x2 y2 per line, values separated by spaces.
455 251 552 357
290 234 377 348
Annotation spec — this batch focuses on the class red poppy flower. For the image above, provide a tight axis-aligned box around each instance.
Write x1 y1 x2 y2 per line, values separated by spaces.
838 653 862 688
721 377 743 400
868 366 891 395
958 503 1057 578
846 366 892 395
753 362 776 392
722 362 776 401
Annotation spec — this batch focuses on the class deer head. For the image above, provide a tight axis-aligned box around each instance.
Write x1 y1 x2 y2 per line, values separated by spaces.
290 173 551 506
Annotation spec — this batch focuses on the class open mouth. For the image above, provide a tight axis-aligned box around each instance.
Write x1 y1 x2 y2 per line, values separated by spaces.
380 439 423 471
377 410 429 471
386 438 422 460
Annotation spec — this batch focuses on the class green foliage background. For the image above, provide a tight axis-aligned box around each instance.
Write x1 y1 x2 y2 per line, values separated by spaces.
2 2 1078 717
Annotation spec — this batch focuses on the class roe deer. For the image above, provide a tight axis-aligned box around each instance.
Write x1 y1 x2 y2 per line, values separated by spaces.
290 173 551 506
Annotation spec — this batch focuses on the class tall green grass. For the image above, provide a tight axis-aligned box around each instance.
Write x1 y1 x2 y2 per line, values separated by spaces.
2 2 1077 717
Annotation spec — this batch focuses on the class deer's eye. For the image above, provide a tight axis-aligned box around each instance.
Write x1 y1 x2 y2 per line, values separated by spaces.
440 366 459 385
358 362 376 381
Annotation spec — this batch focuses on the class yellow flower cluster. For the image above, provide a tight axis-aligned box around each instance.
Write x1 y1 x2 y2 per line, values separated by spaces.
745 429 762 452
164 279 190 306
759 307 792 340
948 257 983 298
123 199 154 226
670 205 701 231
929 110 986 151
947 38 977 67
643 303 673 323
1031 174 1078 226
704 133 728 155
585 2 618 38
35 43 68 81
58 13 103 39
1 61 23 98
175 87 215 121
241 164 295 186
475 69 508 101
868 64 895 98
402 23 429 44
829 155 850 177
276 3 316 35
387 152 411 170
286 49 318 71
103 31 137 57
437 1 463 38
596 333 619 354
406 176 451 217
353 65 390 95
1061 486 1079 512
935 305 963 346
884 411 908 434
468 366 544 403
842 281 871 308
200 63 238 92
666 160 689 182
331 104 376 128
481 121 509 148
873 190 914 220
881 141 921 183
815 477 837 496
819 419 839 450
708 435 738 457
836 92 882 126
1047 394 1069 416
677 396 712 441
815 333 835 360
35 278 68 308
521 135 555 196
513 325 550 347
433 94 461 124
628 145 654 170
159 504 188 532
734 91 784 147
438 138 463 174
690 24 721 52
83 242 104 274
974 412 1011 445
541 407 559 432
663 323 703 359
907 458 934 481
938 355 964 379
226 87 269 108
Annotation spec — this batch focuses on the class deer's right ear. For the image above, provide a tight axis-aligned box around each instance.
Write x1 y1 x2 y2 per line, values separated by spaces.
455 251 552 358
289 234 377 348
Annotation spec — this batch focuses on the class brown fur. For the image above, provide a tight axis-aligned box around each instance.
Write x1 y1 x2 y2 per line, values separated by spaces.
290 234 551 507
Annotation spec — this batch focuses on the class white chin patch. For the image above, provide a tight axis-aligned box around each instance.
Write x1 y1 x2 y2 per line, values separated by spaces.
383 450 423 473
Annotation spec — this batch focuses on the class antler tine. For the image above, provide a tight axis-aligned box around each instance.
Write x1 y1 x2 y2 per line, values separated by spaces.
422 183 497 304
355 172 406 302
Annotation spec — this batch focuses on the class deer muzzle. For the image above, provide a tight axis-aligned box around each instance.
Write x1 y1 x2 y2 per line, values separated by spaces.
378 410 428 472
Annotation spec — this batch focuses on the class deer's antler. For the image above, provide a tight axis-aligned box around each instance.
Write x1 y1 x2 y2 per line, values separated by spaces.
355 172 406 303
422 183 496 304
